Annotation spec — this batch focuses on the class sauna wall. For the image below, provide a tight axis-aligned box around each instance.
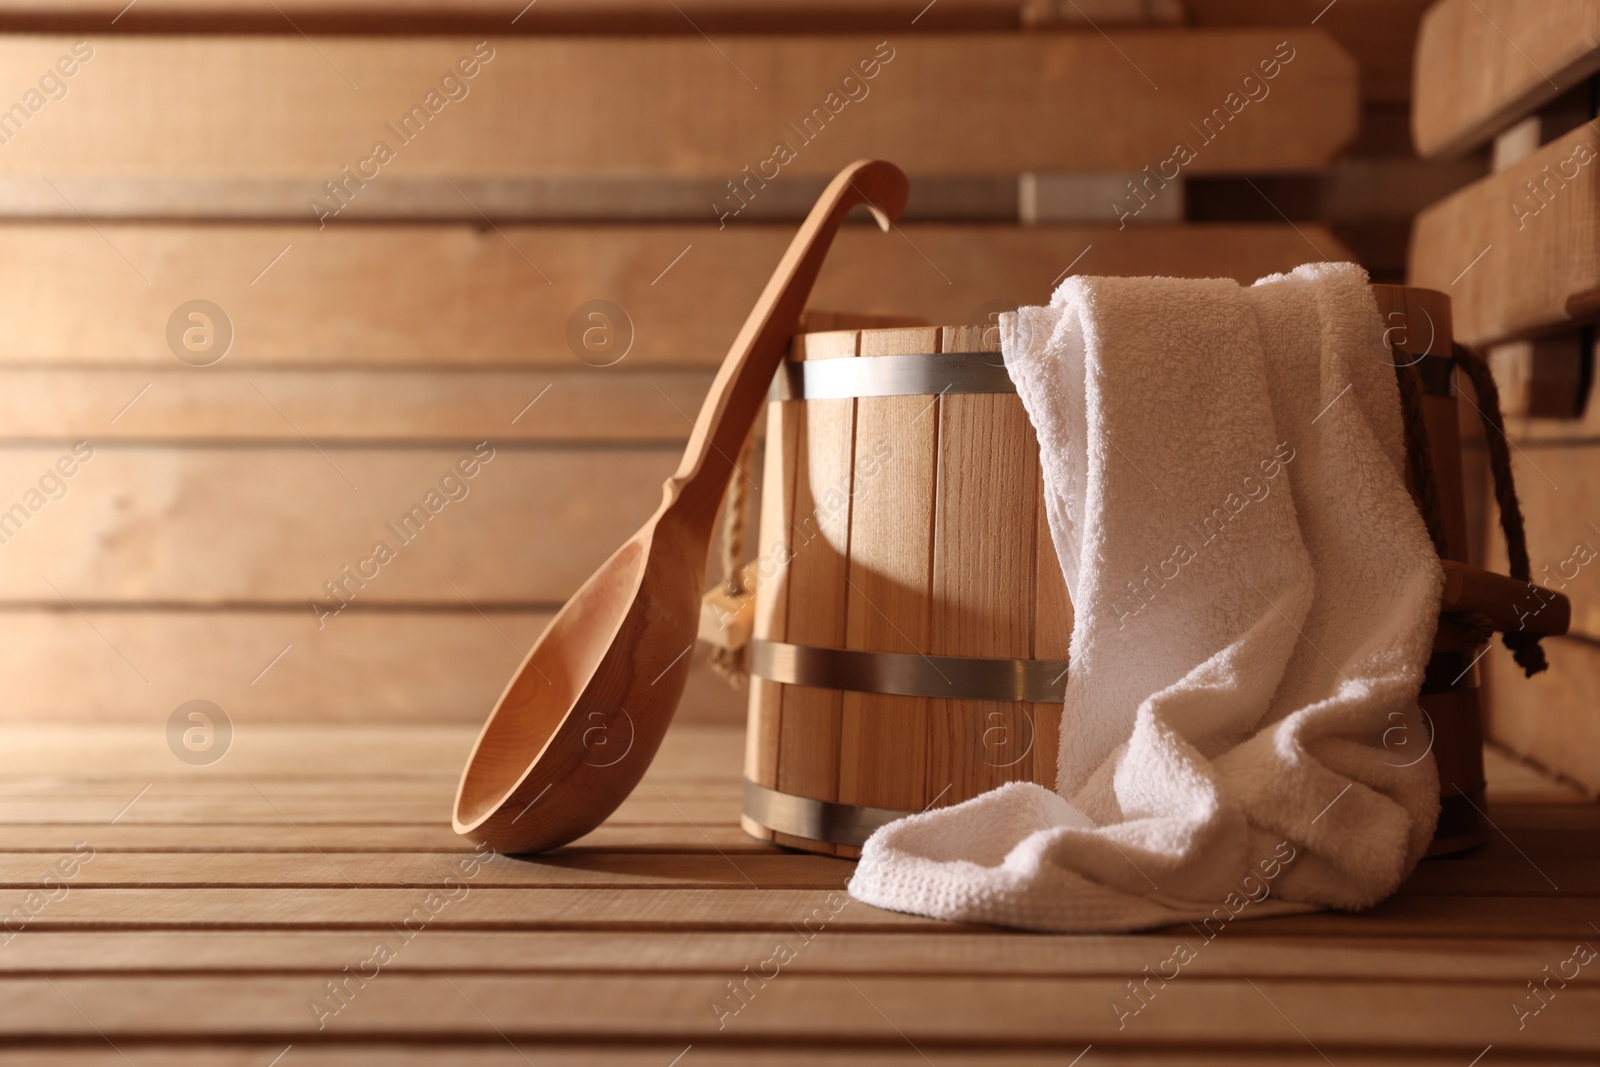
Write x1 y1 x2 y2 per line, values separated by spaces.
0 1 1463 731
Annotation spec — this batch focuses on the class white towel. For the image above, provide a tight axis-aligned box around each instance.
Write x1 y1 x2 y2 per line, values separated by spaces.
847 262 1443 933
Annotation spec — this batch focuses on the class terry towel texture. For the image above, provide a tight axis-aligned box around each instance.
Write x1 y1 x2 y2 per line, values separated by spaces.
847 263 1444 933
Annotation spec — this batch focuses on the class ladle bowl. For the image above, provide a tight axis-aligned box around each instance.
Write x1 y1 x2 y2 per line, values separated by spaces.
454 160 910 853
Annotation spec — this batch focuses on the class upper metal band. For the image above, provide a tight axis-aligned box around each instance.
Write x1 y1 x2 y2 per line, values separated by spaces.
743 778 911 847
750 638 1068 703
772 351 1015 401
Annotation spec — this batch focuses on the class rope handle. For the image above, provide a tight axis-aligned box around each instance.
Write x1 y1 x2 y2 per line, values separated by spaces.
1451 342 1549 677
706 428 757 685
1399 343 1549 677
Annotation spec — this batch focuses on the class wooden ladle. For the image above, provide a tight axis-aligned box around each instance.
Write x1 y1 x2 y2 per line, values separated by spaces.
454 160 911 853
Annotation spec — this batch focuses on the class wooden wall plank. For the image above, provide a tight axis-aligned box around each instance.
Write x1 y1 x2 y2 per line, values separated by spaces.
0 885 947 929
0 721 737 779
1488 335 1591 421
0 822 761 852
0 972 1593 1049
0 1050 1543 1067
1478 427 1600 797
0 369 711 444
0 446 678 605
0 928 1583 982
1484 639 1600 798
2 839 1590 894
1187 0 1434 104
0 610 746 724
0 173 1023 221
1409 126 1600 347
0 851 852 889
1413 0 1600 158
0 34 1357 186
1504 368 1600 443
0 223 1352 367
1479 444 1600 638
0 785 732 825
0 0 1030 34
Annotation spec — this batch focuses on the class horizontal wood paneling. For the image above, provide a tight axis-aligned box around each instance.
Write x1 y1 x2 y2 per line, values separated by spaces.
0 368 712 443
0 723 738 776
0 608 746 723
0 2 1428 111
0 174 1028 221
1188 0 1434 104
0 971 1593 1047
1482 443 1600 638
0 446 682 605
1479 393 1600 795
0 841 1588 894
0 719 1589 1061
1485 638 1600 798
0 34 1357 187
0 1052 1558 1067
1413 0 1600 158
0 0 1032 33
0 929 1581 980
1409 126 1600 347
0 851 854 888
0 784 734 825
1505 373 1600 443
0 223 1352 367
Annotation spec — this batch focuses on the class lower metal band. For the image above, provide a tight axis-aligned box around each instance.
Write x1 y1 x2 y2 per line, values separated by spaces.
749 638 1068 702
743 778 912 847
772 350 1015 401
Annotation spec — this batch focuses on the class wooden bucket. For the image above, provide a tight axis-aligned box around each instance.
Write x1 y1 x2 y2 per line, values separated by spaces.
741 286 1490 858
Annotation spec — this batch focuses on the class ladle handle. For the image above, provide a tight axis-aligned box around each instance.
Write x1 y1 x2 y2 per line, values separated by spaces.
659 159 910 538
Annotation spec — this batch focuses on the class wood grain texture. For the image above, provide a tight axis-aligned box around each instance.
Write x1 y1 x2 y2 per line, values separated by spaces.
835 328 940 816
0 223 1353 367
1187 0 1435 103
925 324 1045 799
1413 0 1600 158
0 928 1587 978
0 1052 1568 1067
3 831 1592 894
0 972 1593 1048
1488 335 1590 421
0 446 678 605
0 609 746 724
1484 638 1600 798
1481 443 1600 638
1031 458 1071 789
1409 126 1600 347
771 330 857 852
0 34 1357 185
0 0 1030 33
0 851 856 888
0 368 712 443
0 723 735 778
1504 376 1600 444
743 398 796 827
0 821 763 852
0 720 1591 1059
